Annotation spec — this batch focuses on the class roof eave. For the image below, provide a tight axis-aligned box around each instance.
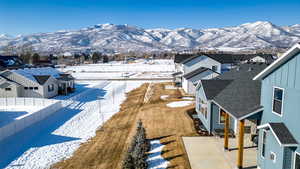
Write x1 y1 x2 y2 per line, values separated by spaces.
253 43 300 80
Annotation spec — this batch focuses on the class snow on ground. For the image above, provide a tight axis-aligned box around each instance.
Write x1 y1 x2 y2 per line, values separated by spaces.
164 85 178 90
166 101 193 108
60 59 175 80
1 81 144 169
181 97 194 100
160 95 169 100
61 59 175 73
147 140 169 169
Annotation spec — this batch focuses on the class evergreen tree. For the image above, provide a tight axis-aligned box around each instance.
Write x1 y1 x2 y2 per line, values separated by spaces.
92 52 100 63
32 53 40 64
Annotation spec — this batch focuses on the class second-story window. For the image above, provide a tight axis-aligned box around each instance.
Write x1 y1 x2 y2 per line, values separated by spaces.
272 87 284 116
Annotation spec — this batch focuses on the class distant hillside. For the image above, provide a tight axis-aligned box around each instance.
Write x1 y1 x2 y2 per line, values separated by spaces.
1 21 299 55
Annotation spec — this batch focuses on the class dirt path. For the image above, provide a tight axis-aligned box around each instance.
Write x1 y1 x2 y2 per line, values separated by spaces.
53 83 198 169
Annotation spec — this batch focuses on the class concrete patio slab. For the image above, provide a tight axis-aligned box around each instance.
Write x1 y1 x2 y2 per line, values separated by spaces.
182 137 232 169
182 136 257 169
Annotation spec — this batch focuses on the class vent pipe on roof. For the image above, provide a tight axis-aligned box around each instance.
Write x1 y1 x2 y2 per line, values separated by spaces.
236 66 240 71
248 67 253 71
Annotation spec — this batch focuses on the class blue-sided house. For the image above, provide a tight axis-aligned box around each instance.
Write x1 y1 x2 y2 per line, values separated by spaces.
254 43 300 169
195 63 268 169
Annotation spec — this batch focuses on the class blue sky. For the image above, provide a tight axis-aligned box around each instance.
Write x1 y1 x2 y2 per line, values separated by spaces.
0 0 300 36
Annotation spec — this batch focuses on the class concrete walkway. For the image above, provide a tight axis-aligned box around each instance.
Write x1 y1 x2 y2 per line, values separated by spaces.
183 137 232 169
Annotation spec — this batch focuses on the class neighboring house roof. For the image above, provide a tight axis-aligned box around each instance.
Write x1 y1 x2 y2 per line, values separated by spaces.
258 123 298 147
0 67 70 86
212 63 268 119
200 80 232 100
181 55 199 64
11 67 61 84
183 67 212 79
254 43 300 80
171 71 182 76
174 54 195 63
205 54 240 64
34 75 51 85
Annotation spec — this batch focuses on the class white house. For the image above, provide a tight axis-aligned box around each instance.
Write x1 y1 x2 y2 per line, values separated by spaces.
0 67 75 98
182 67 219 95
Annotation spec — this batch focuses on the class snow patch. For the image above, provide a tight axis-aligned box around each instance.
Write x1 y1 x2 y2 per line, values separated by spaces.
147 140 169 169
166 101 193 108
181 97 194 100
160 95 169 100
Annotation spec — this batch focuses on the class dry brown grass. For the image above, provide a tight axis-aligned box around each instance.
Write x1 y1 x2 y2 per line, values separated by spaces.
52 82 198 169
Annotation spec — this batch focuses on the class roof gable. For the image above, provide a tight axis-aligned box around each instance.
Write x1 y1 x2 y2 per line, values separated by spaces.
34 75 51 85
258 123 298 147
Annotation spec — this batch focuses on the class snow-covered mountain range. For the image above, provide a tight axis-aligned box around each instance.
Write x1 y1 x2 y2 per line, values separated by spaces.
1 21 300 54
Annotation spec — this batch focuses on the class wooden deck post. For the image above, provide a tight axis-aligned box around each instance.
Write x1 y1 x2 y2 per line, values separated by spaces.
224 113 229 150
237 120 245 169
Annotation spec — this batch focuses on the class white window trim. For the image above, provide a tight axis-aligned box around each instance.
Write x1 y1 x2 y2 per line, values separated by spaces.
293 151 300 169
261 129 267 159
270 151 276 163
218 108 225 124
272 86 284 117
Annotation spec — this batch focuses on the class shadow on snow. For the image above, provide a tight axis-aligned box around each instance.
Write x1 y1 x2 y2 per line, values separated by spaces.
0 87 107 168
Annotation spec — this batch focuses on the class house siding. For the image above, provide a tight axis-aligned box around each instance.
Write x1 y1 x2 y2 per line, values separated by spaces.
258 52 300 169
0 83 21 97
183 71 219 95
210 102 236 133
195 86 211 132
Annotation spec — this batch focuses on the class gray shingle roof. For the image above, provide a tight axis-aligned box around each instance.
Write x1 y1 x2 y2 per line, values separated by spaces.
201 80 233 100
183 67 211 79
181 55 199 64
269 123 298 146
171 71 182 76
212 63 268 119
34 75 51 85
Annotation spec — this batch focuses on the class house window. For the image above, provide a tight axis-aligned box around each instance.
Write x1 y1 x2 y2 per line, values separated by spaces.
219 109 226 124
5 88 11 91
270 152 276 163
294 152 300 169
272 87 284 116
34 87 38 90
48 84 54 92
261 130 267 158
29 87 33 90
212 65 218 72
24 87 28 90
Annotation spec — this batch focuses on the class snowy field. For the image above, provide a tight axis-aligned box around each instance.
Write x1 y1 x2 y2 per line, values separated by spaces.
0 81 145 169
60 59 175 80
